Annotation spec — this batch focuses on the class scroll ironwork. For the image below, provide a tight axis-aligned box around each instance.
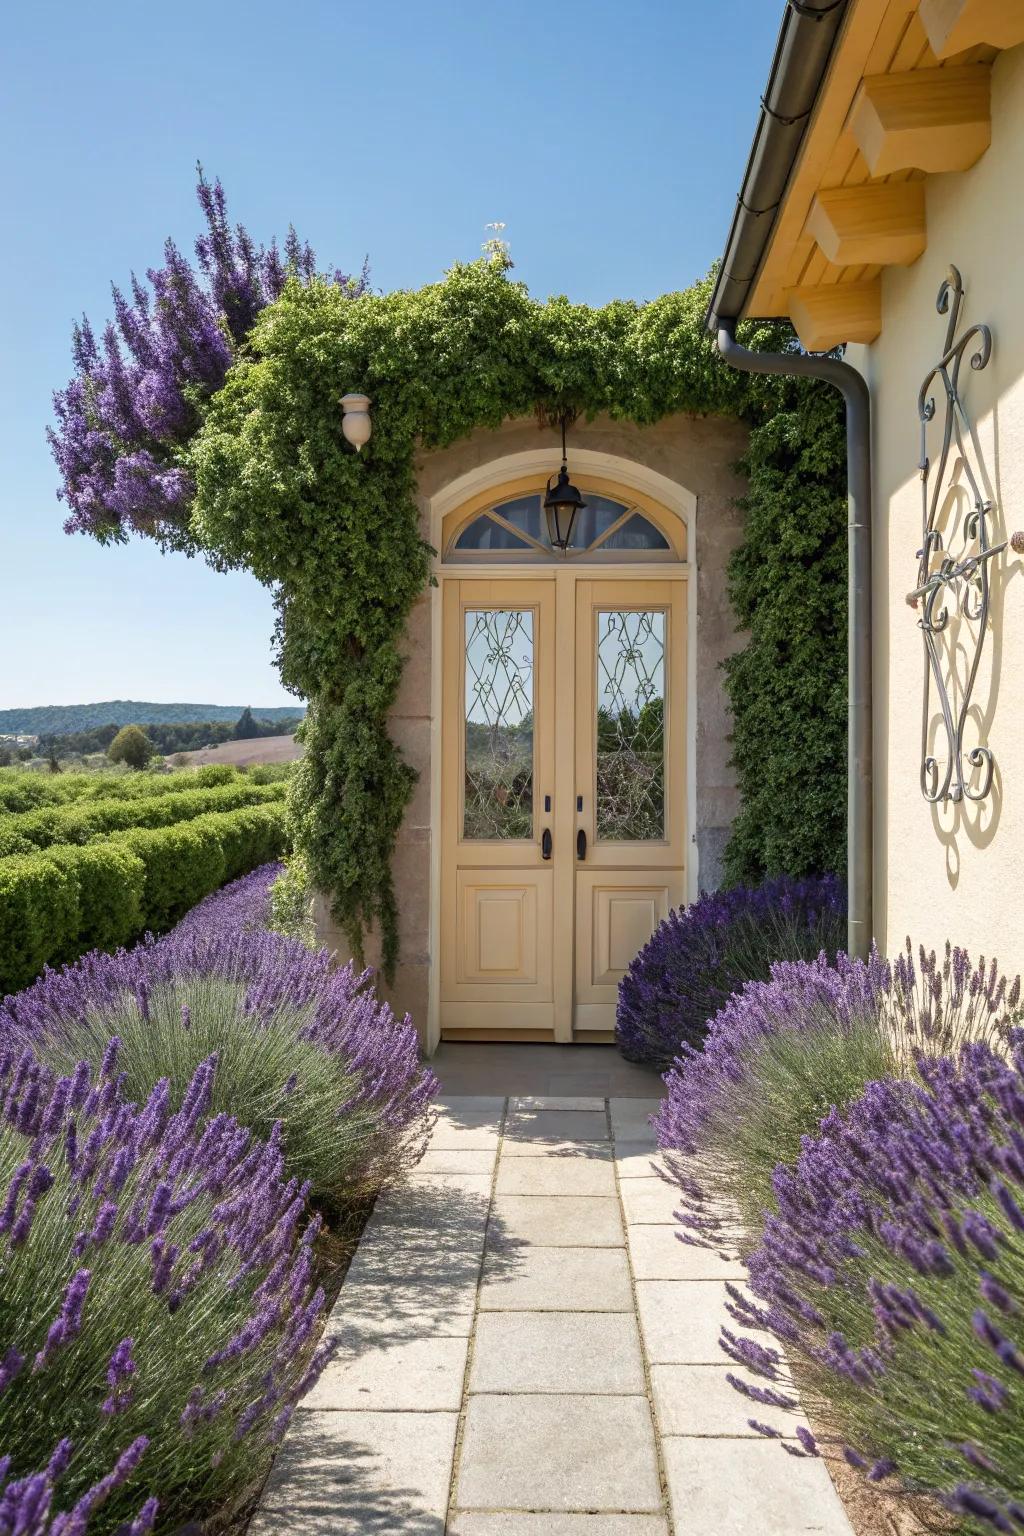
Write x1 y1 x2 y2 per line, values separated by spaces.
910 265 1003 806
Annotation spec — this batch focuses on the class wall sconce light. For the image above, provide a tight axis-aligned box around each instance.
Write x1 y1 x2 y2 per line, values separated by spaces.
341 394 372 452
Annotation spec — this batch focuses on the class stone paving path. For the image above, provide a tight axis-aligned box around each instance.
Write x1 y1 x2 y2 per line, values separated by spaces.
253 1096 854 1535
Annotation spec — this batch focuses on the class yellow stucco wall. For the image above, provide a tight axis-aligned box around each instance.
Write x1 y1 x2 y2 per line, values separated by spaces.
863 42 1024 971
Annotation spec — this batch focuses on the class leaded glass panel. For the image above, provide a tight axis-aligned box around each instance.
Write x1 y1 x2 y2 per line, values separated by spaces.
455 515 532 551
599 513 669 551
567 494 631 549
491 496 544 540
595 610 665 841
464 610 534 839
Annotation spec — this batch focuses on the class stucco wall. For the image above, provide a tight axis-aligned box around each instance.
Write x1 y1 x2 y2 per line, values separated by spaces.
316 410 750 1040
863 42 1024 973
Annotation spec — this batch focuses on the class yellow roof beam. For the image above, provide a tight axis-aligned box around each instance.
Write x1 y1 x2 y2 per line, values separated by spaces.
786 280 882 351
805 182 926 268
919 0 1024 57
851 64 991 175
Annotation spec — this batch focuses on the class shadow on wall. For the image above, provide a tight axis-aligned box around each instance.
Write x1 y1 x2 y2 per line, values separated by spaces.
923 391 1024 881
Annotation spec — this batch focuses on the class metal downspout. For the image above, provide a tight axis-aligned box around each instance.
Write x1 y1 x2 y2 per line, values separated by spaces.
715 318 873 960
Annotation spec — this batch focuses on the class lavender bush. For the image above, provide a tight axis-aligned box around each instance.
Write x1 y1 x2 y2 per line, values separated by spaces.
615 874 847 1069
655 942 1023 1239
1 867 437 1210
725 1036 1024 1532
0 1040 333 1533
48 169 365 548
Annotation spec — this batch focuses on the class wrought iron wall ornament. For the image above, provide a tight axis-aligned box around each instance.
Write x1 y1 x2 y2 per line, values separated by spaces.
908 264 1016 806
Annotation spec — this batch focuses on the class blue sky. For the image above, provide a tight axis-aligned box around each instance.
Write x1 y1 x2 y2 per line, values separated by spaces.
0 0 779 710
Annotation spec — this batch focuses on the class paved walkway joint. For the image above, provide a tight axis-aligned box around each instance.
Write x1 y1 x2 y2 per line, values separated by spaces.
252 1095 854 1535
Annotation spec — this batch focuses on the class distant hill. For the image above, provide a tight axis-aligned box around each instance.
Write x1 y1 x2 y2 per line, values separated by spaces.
0 701 306 736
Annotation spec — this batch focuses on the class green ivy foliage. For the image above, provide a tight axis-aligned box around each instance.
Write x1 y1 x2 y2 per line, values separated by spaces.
188 258 846 972
723 380 848 883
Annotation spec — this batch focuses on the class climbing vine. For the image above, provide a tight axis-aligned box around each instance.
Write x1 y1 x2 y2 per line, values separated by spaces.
189 259 768 972
55 227 847 975
722 380 848 883
190 259 847 969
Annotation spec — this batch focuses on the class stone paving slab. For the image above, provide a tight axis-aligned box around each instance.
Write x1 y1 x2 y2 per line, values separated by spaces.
661 1437 854 1535
488 1193 625 1248
363 1171 492 1248
496 1154 617 1197
469 1311 645 1394
636 1280 772 1365
627 1224 746 1282
415 1147 498 1175
448 1517 671 1535
614 1141 664 1178
619 1175 682 1225
304 1332 469 1411
503 1108 610 1155
436 1095 507 1112
255 1089 852 1536
609 1098 662 1138
455 1393 662 1512
650 1363 795 1438
478 1245 634 1312
324 1245 481 1337
511 1095 607 1111
429 1100 505 1151
250 1408 458 1535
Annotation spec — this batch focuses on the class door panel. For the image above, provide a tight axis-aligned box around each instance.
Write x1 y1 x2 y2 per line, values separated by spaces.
572 581 686 1031
439 571 686 1039
454 869 552 996
441 580 558 1030
575 869 684 1027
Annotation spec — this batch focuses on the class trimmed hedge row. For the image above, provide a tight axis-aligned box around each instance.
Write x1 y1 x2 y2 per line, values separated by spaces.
0 801 288 995
0 762 290 814
0 779 286 857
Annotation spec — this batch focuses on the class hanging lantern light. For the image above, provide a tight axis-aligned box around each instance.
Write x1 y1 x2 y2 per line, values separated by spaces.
341 393 372 451
543 415 587 551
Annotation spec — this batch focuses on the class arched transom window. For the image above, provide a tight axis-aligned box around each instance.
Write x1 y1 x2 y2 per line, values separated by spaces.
444 488 680 563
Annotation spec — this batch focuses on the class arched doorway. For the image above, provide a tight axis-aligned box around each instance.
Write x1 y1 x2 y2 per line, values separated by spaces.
433 467 691 1042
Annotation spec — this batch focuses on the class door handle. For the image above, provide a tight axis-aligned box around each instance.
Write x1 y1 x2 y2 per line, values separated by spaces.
577 828 587 861
541 828 553 860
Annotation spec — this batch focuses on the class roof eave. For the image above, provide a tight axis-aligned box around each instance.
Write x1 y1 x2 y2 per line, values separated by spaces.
705 0 852 333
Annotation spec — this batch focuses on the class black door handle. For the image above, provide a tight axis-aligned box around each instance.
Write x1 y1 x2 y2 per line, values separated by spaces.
577 828 587 860
541 828 552 860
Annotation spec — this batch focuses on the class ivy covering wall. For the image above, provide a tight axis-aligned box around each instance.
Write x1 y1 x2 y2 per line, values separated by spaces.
56 238 848 974
723 379 848 883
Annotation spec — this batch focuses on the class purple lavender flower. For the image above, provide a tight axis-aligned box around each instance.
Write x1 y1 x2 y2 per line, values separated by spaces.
0 863 436 1205
49 168 366 546
616 875 847 1067
0 1043 337 1532
102 1337 137 1415
33 1269 91 1372
693 1021 1024 1517
654 946 890 1160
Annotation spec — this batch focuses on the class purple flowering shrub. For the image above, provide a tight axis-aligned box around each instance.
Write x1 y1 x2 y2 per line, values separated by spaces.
655 942 1022 1239
616 874 847 1068
1 867 437 1211
725 1037 1024 1533
0 1040 332 1533
48 168 365 548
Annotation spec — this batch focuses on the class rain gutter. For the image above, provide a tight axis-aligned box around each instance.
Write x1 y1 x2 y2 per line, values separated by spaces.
705 0 873 961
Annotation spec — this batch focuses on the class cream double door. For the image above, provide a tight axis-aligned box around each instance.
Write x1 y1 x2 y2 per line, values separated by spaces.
440 571 686 1040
